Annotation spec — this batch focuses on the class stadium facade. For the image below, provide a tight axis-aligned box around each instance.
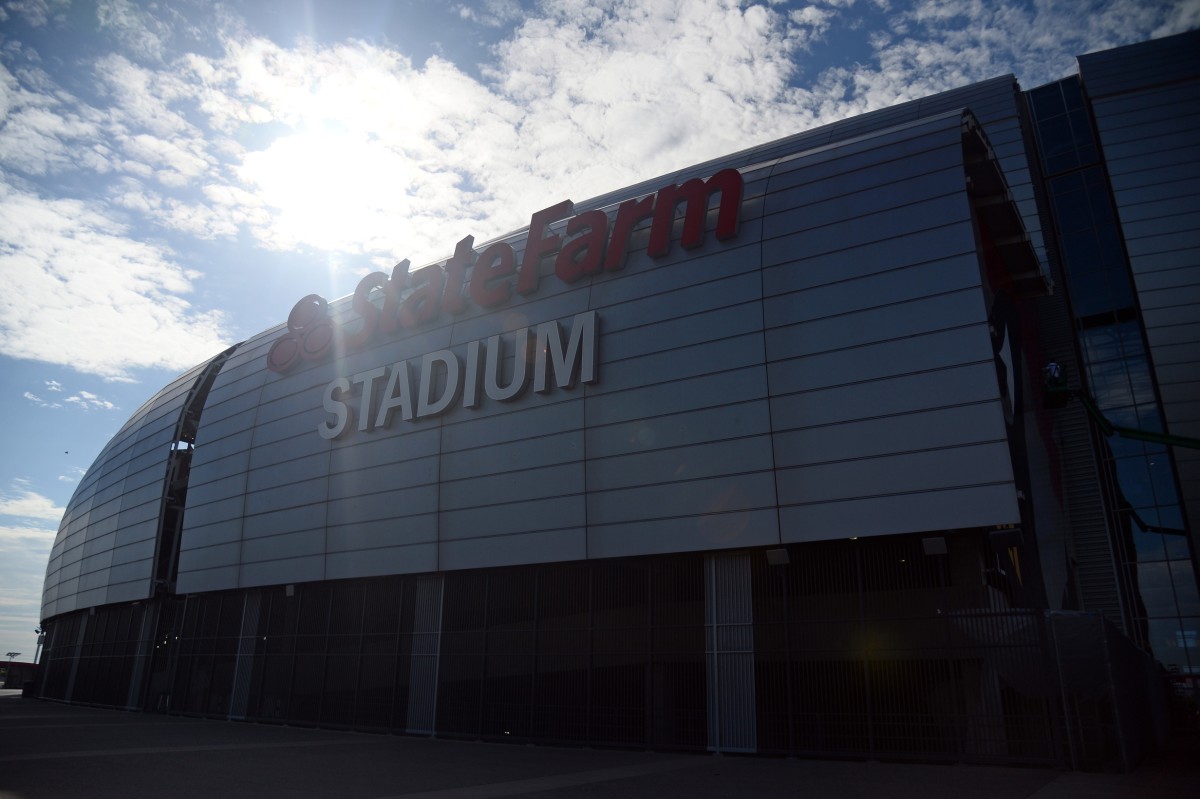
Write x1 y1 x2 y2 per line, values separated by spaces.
35 32 1200 770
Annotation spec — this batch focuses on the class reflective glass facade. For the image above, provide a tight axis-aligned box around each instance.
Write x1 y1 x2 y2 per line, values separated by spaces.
1027 68 1200 685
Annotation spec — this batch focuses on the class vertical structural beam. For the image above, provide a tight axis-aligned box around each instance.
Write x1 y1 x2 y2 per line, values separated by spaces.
64 613 89 703
124 604 157 710
228 592 261 720
407 575 444 734
705 554 757 752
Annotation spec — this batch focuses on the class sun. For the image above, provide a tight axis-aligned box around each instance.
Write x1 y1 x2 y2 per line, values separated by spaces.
238 125 414 255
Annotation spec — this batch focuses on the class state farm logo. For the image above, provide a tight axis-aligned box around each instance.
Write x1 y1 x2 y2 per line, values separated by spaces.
266 294 338 373
267 168 743 374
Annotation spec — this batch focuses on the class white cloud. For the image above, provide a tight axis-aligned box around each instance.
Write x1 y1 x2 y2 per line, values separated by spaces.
10 0 1187 274
177 36 527 263
0 521 56 547
0 62 106 176
1153 0 1200 37
23 382 115 410
0 485 64 522
879 0 1193 88
789 5 837 42
23 390 60 408
64 390 117 411
149 1 816 267
96 0 174 63
0 180 232 380
57 466 86 483
0 519 57 653
456 0 525 28
1 0 69 28
164 0 1189 279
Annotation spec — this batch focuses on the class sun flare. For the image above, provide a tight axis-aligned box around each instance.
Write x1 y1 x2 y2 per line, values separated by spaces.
238 127 414 254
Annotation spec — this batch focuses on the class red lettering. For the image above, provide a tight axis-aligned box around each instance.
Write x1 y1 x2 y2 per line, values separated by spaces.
556 210 609 282
441 236 474 314
603 195 655 272
398 264 445 329
517 200 573 295
648 168 743 257
267 294 328 373
379 260 410 335
470 242 517 308
344 272 388 349
270 170 745 374
300 316 338 362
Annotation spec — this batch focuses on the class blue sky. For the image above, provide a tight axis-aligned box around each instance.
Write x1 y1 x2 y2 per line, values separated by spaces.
0 0 1196 659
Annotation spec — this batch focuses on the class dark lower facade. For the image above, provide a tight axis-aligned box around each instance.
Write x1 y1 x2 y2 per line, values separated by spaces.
36 531 1166 771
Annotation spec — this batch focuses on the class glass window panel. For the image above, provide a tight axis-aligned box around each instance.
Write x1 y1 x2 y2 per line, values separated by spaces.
1060 77 1084 111
1039 115 1075 156
1126 512 1166 561
1104 404 1139 430
1177 618 1200 674
1095 226 1128 273
1068 109 1095 151
1115 321 1144 359
1030 83 1066 119
1106 434 1148 459
1081 321 1140 362
1044 151 1079 176
1163 531 1191 560
1050 171 1084 196
1171 561 1200 616
1080 325 1121 363
1147 618 1191 674
1068 277 1109 318
1074 277 1123 317
1060 229 1101 275
1052 191 1094 235
1124 356 1157 406
1113 455 1156 509
1135 404 1167 439
1097 266 1135 311
1088 360 1135 408
1135 562 1178 616
1084 170 1112 211
1075 143 1098 165
1148 456 1181 506
1157 504 1186 531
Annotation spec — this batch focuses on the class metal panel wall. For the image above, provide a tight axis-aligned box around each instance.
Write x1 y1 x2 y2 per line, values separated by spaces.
37 71 1045 618
41 357 217 619
762 114 1017 542
174 109 1020 594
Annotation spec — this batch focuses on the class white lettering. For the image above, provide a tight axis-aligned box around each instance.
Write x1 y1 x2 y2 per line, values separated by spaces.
534 310 597 392
416 350 462 418
316 312 600 438
374 361 414 428
351 366 387 432
484 329 531 402
463 340 483 409
318 377 352 440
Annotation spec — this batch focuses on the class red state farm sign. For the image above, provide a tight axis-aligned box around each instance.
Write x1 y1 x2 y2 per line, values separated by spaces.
268 167 743 373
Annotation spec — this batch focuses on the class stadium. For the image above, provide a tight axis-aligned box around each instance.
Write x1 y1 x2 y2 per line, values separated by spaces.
34 31 1199 770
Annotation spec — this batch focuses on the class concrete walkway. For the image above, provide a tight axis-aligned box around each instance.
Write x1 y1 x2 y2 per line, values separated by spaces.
1 691 1195 798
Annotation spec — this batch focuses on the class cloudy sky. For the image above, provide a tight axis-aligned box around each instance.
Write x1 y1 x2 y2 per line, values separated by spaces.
1 0 1196 659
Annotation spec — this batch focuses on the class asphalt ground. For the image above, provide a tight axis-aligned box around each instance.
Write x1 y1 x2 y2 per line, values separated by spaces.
1 690 1196 798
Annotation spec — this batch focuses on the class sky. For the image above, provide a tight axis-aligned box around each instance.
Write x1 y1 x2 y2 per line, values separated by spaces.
0 0 1197 661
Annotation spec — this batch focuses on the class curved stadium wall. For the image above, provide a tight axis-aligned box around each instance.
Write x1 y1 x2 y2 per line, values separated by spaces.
35 63 1180 769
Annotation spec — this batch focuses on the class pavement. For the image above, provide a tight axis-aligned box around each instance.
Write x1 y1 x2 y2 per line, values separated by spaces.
1 690 1196 798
